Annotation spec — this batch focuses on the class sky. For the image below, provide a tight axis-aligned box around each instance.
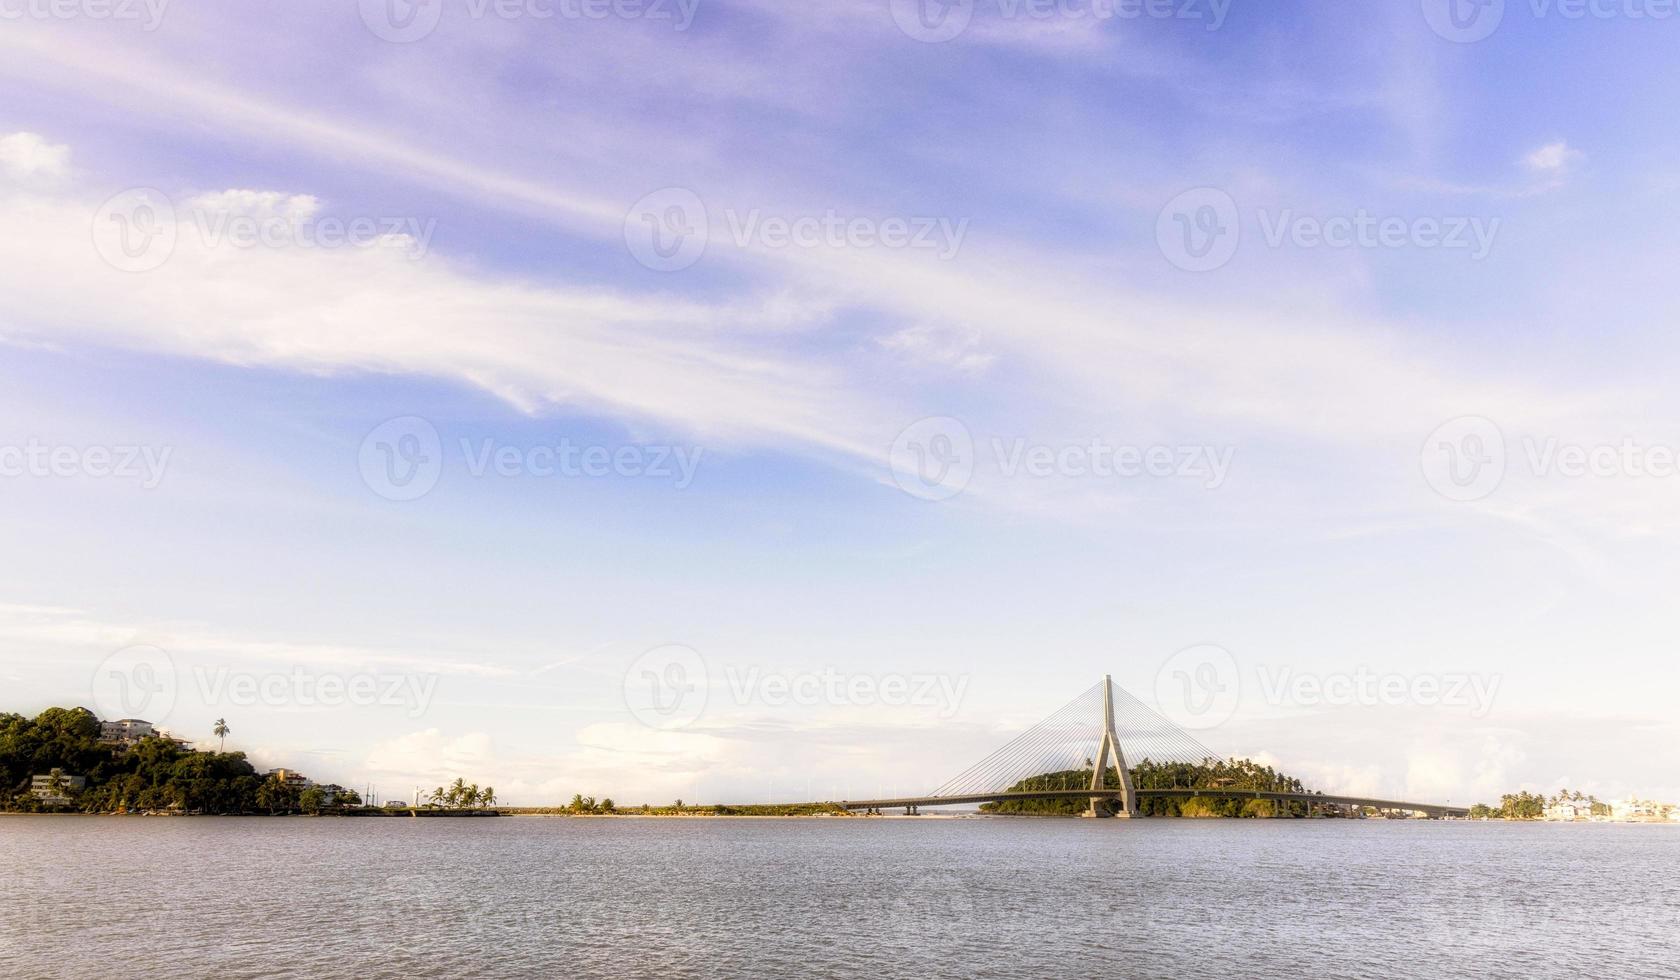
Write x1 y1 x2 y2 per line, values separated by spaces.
2 0 1679 807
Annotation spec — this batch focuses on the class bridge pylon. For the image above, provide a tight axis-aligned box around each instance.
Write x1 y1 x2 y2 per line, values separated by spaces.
1086 675 1136 818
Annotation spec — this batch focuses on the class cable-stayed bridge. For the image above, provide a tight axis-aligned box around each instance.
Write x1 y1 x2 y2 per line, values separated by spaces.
775 676 1468 819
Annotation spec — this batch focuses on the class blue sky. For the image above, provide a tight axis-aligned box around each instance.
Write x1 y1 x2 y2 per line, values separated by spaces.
2 0 1678 806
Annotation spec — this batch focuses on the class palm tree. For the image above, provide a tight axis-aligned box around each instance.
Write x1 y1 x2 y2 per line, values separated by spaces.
480 787 496 808
449 777 468 809
212 718 229 751
570 793 586 814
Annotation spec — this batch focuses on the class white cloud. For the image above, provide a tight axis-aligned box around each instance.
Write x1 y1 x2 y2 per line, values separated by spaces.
0 132 70 182
1523 140 1583 175
0 602 517 677
365 728 496 781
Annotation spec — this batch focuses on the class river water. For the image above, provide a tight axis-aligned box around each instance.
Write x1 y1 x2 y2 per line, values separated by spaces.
2 815 1676 978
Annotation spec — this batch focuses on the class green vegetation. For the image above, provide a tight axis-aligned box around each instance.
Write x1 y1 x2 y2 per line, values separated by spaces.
426 778 496 810
4 706 394 816
2 707 265 814
980 757 1316 817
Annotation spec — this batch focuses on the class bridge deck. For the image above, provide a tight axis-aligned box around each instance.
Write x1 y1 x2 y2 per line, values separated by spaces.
812 788 1467 817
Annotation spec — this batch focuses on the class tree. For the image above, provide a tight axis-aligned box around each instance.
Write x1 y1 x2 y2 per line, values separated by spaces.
45 769 67 803
600 798 615 814
570 793 587 814
479 786 495 808
212 719 229 751
299 786 325 815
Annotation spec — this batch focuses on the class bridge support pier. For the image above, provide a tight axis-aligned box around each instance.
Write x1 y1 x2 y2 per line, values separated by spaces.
1084 675 1137 819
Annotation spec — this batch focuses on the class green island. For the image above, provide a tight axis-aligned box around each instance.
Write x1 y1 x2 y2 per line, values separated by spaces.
981 757 1313 818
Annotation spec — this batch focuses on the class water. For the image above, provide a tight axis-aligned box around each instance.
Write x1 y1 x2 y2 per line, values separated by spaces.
3 815 1676 979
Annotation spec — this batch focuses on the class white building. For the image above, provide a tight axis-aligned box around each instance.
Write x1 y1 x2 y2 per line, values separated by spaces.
266 768 312 789
1611 797 1675 822
99 718 155 745
31 769 87 805
1544 798 1594 821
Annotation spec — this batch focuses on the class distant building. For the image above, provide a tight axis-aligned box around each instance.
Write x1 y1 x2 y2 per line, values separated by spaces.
266 768 312 789
1544 798 1594 822
99 718 155 746
31 769 87 805
316 783 349 805
1611 797 1675 822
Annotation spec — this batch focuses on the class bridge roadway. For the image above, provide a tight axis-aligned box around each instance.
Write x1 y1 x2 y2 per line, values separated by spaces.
826 788 1469 818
